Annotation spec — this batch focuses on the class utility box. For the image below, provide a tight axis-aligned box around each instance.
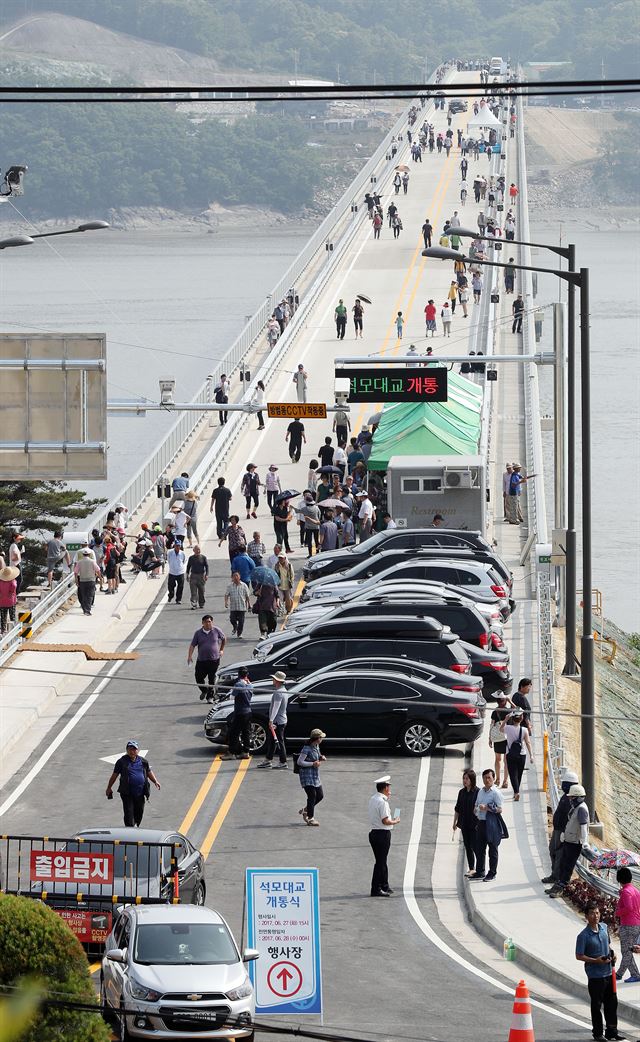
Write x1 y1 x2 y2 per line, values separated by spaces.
387 455 486 533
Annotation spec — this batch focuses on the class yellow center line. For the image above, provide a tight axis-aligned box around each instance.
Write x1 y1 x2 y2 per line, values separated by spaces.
351 147 454 433
392 152 458 351
89 960 101 974
200 758 252 861
178 754 223 835
291 576 305 612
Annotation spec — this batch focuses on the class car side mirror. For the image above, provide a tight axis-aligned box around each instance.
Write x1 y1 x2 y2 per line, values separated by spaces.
106 948 126 963
243 948 260 962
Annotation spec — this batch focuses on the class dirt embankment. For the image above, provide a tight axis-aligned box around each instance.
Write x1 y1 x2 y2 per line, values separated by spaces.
525 105 634 214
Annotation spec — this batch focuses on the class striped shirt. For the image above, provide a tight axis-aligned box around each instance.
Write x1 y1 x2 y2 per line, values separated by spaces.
225 581 251 611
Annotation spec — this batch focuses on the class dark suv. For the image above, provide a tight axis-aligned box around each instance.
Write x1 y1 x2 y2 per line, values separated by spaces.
214 616 471 696
302 527 494 582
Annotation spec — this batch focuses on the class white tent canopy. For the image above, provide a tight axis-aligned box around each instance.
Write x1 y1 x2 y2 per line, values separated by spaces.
466 107 502 131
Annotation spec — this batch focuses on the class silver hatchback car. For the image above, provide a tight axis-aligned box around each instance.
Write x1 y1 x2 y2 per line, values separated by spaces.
101 904 257 1040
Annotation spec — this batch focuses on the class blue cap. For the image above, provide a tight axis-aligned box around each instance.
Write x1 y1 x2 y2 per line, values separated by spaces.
126 740 139 749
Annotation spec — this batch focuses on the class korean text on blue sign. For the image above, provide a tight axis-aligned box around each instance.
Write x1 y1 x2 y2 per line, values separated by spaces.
335 366 448 402
246 867 322 1016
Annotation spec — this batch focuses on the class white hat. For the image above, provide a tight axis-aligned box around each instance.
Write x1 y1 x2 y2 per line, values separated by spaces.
270 671 287 682
375 775 391 785
568 784 586 798
562 769 579 784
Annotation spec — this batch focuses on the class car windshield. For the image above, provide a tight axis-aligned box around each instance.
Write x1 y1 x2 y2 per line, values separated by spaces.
133 923 238 965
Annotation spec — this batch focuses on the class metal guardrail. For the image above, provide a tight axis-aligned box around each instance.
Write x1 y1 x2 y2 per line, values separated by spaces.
0 574 76 666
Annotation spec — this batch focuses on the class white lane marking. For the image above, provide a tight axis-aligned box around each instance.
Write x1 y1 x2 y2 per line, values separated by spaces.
403 757 590 1029
0 595 168 819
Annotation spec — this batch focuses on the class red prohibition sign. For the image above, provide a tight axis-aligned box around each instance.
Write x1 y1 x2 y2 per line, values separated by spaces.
267 960 303 998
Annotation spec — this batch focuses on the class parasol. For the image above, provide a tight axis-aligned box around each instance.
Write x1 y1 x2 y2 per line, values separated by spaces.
316 465 342 475
275 489 300 503
251 566 280 587
356 293 372 304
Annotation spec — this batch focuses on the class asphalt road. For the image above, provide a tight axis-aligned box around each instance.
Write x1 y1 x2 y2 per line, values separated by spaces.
0 564 588 1042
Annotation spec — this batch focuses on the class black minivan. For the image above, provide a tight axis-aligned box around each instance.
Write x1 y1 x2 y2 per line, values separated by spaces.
214 616 472 697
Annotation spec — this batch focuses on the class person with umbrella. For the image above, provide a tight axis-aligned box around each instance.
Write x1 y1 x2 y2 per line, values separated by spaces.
352 298 364 339
272 494 293 554
254 579 280 637
316 471 332 504
318 509 339 552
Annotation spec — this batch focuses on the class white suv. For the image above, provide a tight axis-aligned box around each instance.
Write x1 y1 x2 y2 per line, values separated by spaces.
101 904 257 1040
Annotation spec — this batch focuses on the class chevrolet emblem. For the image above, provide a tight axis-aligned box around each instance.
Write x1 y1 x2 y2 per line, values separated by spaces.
187 994 202 1001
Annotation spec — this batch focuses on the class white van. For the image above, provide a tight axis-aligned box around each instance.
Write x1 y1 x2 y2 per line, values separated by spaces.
490 56 504 76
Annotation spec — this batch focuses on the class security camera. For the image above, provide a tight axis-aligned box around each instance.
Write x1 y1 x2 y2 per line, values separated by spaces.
159 378 175 405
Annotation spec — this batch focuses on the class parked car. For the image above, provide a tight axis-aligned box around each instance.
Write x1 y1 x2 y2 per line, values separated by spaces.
303 546 512 597
101 904 257 1040
449 99 468 112
214 616 472 697
289 579 505 630
298 655 485 697
302 527 496 582
300 559 512 619
458 640 511 697
205 668 483 757
279 597 498 651
49 828 206 906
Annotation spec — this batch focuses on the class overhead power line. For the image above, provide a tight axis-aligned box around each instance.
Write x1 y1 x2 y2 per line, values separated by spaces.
0 76 636 95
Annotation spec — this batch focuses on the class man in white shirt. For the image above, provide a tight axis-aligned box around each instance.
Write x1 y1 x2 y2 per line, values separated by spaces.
356 491 374 542
167 545 187 605
368 775 400 897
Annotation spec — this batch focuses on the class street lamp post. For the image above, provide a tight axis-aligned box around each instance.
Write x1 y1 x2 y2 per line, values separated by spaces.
424 244 595 819
451 226 578 676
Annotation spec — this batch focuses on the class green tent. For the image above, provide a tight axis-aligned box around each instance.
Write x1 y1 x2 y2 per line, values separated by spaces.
367 400 479 470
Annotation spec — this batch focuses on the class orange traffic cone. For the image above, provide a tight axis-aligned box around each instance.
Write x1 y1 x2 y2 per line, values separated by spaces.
508 979 535 1042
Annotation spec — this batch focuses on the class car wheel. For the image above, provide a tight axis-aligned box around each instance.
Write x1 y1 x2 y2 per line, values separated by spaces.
249 720 268 754
399 721 437 756
191 880 206 906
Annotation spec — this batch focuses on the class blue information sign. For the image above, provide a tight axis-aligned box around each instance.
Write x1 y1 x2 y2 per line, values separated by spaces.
246 867 322 1016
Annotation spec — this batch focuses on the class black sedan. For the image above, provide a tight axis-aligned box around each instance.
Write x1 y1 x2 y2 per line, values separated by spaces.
204 669 484 757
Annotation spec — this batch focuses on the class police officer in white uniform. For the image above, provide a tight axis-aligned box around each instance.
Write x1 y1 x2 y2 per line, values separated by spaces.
368 775 400 897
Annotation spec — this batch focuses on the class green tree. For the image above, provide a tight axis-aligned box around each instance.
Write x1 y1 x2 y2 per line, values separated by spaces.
0 481 104 585
0 894 110 1042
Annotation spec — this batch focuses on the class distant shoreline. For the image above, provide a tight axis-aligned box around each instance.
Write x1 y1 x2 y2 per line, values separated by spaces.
0 202 322 235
